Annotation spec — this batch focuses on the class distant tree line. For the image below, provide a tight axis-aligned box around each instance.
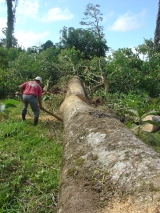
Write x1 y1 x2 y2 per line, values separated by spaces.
0 2 160 101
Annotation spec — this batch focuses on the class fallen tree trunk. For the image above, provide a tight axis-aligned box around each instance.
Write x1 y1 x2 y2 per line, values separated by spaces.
58 76 160 213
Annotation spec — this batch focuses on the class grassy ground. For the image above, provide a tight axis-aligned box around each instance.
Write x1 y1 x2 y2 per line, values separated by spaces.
139 132 160 155
0 100 63 213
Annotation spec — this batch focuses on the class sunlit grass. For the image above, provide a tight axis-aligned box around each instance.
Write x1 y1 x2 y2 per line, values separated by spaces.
0 100 63 213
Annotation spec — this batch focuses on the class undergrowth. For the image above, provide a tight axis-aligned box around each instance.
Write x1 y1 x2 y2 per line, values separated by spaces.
0 100 63 213
94 90 160 155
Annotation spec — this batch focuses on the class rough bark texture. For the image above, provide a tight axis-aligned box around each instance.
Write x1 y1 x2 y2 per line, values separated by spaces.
154 0 160 50
58 76 160 213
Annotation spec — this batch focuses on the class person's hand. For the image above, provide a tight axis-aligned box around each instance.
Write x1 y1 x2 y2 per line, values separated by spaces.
39 105 44 110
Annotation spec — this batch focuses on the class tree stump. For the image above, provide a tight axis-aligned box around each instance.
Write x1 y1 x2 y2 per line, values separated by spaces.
142 115 160 132
57 76 160 213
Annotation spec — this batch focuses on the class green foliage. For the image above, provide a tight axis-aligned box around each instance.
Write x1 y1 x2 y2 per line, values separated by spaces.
60 27 108 58
140 131 160 152
0 99 19 121
98 91 152 115
94 90 160 152
0 47 20 69
0 47 23 98
57 47 83 76
0 47 9 68
127 108 157 136
3 98 19 107
8 52 41 79
1 28 160 100
136 39 160 96
105 43 160 96
106 48 143 94
8 46 61 86
0 68 22 98
144 131 159 145
40 40 54 51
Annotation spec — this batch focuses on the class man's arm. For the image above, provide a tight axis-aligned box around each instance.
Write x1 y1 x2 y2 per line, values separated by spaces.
19 85 24 94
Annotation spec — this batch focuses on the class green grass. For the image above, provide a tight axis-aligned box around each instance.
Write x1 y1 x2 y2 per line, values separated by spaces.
0 100 63 213
139 131 160 156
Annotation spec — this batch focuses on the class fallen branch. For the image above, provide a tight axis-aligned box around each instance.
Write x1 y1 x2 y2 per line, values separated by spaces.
42 108 63 122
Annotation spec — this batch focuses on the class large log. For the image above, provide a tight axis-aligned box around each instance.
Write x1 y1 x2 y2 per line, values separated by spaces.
58 76 160 213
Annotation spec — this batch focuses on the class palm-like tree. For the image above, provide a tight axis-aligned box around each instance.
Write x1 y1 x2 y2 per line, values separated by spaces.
154 0 160 51
6 0 18 48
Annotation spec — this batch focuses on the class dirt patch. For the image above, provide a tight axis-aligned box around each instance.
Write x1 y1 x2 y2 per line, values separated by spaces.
19 110 61 122
39 114 57 121
97 200 160 213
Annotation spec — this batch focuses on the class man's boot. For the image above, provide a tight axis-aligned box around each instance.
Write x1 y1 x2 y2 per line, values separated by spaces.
22 113 26 121
34 117 38 126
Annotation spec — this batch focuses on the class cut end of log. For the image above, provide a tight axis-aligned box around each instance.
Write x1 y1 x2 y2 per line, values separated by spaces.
142 115 160 132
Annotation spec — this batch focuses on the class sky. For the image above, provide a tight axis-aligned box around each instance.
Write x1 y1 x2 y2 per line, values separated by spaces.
0 0 159 50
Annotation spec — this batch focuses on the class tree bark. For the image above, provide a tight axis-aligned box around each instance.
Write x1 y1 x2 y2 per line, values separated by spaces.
6 0 14 48
58 76 160 213
154 0 160 51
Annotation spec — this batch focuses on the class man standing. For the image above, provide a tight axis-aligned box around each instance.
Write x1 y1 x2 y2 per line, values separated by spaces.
19 76 44 126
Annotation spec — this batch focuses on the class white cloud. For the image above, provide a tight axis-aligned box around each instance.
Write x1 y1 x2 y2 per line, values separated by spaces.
41 7 74 22
16 0 39 19
103 11 114 22
0 0 39 19
15 30 49 49
0 0 6 12
109 10 146 32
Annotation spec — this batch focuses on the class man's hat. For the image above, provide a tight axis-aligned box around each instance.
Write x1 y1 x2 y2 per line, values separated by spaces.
35 76 42 83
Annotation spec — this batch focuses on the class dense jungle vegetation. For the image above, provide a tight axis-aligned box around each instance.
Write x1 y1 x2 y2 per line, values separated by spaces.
1 2 160 212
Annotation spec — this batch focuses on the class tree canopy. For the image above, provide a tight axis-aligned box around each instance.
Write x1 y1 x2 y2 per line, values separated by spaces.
60 27 108 59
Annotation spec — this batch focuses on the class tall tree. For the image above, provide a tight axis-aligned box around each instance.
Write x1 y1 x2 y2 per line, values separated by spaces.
6 0 18 48
1 27 18 47
40 40 54 51
154 0 160 51
80 3 104 39
60 27 108 58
